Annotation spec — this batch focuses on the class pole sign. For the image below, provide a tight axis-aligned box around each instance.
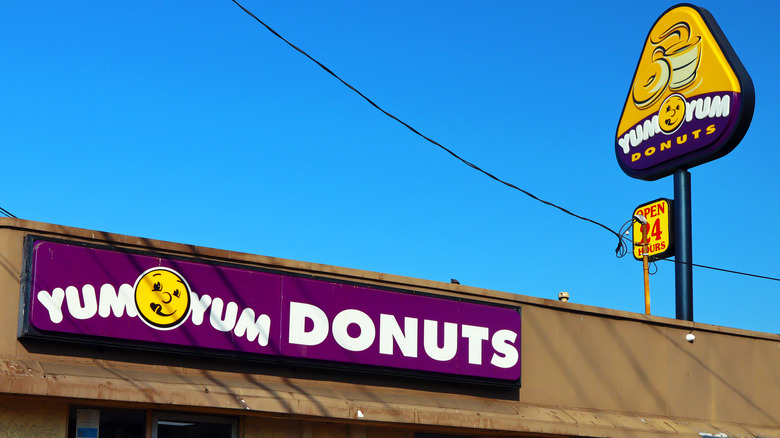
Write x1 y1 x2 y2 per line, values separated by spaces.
633 198 674 261
615 4 754 181
19 238 521 385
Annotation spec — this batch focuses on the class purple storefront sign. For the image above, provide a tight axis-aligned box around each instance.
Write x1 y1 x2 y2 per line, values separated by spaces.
22 240 521 382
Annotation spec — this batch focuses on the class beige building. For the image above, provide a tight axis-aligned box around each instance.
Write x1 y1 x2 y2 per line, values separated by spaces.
1 218 778 437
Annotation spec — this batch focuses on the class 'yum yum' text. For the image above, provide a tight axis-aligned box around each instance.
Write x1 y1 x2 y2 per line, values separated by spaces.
618 94 731 154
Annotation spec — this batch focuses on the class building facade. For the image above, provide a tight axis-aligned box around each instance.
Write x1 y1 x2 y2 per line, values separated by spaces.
1 219 778 437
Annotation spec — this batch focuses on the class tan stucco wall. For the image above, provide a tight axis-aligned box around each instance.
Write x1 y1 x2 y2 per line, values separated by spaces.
0 396 67 437
242 417 302 438
520 304 780 426
1 219 778 437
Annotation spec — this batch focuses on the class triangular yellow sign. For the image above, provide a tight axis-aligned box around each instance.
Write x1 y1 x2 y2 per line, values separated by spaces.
615 4 754 181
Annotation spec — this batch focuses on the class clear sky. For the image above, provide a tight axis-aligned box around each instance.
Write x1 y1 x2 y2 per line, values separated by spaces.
2 1 778 334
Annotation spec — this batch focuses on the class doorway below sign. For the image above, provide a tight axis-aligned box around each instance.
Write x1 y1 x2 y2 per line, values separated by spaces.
153 412 238 438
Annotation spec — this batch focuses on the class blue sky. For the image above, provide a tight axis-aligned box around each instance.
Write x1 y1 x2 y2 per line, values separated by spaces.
2 1 778 334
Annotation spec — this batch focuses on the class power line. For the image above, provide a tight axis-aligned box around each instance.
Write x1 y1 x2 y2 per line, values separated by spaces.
660 259 780 282
230 0 628 256
230 1 778 285
619 219 779 281
0 206 16 218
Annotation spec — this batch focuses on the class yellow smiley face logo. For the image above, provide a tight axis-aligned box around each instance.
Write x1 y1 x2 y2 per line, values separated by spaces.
658 94 686 134
134 267 191 330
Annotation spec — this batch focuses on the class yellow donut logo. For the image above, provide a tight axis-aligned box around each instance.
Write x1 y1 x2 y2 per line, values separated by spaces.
134 267 191 330
631 22 701 111
658 94 686 134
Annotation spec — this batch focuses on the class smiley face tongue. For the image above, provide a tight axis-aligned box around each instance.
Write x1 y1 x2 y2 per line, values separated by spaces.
150 302 175 317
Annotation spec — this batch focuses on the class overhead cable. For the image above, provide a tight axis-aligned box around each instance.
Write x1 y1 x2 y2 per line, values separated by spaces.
230 1 778 284
230 0 628 256
618 218 777 281
0 206 17 218
660 259 780 282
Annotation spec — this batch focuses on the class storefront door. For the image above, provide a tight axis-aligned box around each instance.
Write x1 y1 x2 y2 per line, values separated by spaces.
152 413 237 438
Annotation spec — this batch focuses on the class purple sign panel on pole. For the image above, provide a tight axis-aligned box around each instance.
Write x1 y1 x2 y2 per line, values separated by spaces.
22 240 521 382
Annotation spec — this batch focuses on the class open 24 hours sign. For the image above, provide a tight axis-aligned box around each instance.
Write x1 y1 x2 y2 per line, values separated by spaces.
633 198 674 261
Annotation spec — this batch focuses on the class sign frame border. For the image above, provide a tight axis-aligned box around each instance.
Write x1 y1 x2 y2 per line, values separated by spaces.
18 235 522 388
615 3 755 181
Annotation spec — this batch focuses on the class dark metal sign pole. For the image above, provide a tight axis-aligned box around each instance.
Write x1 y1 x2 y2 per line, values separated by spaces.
614 6 753 322
673 169 694 321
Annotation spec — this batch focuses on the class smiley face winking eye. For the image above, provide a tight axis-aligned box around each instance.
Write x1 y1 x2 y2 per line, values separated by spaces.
134 268 192 330
658 94 686 134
